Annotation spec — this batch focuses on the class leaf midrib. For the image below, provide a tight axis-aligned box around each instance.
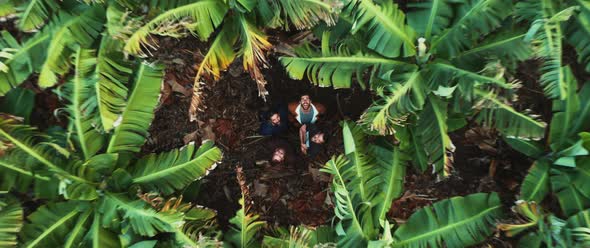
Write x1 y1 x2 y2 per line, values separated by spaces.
143 0 222 35
475 89 547 129
331 159 367 240
63 209 91 248
432 0 488 49
106 63 147 153
19 0 42 31
360 0 414 45
3 33 50 65
379 147 404 220
457 34 526 57
26 208 79 248
393 204 501 246
0 160 50 181
434 63 511 88
132 147 218 183
425 0 441 39
284 56 409 65
525 162 548 201
72 48 90 159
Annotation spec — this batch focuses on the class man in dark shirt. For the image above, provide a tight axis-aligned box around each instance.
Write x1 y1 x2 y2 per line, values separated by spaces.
299 124 326 157
259 105 288 136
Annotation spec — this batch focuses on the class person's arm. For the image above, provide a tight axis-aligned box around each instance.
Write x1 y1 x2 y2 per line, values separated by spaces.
299 124 307 154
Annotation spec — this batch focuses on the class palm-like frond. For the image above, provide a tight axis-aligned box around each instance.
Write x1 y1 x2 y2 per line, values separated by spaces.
319 155 375 247
262 226 314 248
230 0 258 12
106 62 164 154
61 48 104 159
360 71 426 135
568 84 590 143
566 4 590 73
405 127 430 172
100 193 184 237
225 197 266 248
343 0 415 58
550 164 590 217
549 67 583 150
20 202 83 247
130 141 221 195
567 208 590 229
392 192 503 248
0 118 88 184
518 1 577 100
519 161 550 203
105 2 142 41
16 0 59 32
371 139 407 224
280 43 414 89
95 36 133 132
58 155 120 201
38 7 106 88
417 96 454 177
124 0 228 56
0 148 51 193
342 121 379 202
276 0 341 30
406 0 454 39
474 89 547 140
0 198 23 247
426 61 516 89
0 30 49 96
189 22 238 121
81 213 120 248
60 208 92 247
431 0 513 59
236 14 272 98
180 206 219 241
452 29 532 70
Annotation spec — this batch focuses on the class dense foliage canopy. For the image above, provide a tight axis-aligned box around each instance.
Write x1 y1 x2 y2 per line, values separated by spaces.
0 0 589 247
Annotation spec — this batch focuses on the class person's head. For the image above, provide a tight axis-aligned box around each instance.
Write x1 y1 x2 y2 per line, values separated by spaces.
269 111 281 126
300 94 311 110
271 147 286 163
311 132 325 144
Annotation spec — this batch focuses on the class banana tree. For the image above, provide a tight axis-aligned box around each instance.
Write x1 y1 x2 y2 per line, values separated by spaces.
0 1 140 133
225 197 266 248
0 46 223 246
320 121 503 247
516 0 590 100
498 201 590 247
281 0 547 177
498 66 590 247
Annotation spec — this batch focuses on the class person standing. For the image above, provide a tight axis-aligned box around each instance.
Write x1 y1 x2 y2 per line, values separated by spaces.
288 94 326 126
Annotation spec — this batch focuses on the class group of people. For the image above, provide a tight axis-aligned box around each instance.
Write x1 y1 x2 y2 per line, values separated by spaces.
259 94 327 165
